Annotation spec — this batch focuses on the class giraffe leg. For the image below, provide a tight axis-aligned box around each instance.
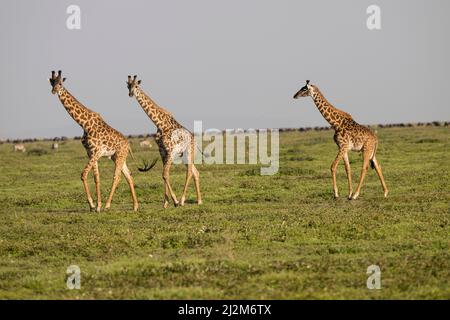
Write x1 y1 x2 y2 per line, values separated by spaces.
331 149 345 198
121 162 139 211
192 164 202 205
81 154 101 211
352 149 371 200
180 147 196 206
157 152 171 208
180 163 193 206
160 154 171 209
162 157 179 207
93 162 102 212
104 153 125 210
163 183 170 209
371 156 389 198
343 152 353 199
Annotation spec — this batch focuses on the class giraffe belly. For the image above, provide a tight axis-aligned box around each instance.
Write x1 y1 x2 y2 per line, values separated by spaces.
101 147 116 157
349 141 363 151
169 129 191 157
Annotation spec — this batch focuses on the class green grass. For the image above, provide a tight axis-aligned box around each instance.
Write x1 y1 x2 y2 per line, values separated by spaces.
0 126 449 299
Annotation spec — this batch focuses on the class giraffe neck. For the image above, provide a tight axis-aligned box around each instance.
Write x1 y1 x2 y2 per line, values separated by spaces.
310 86 352 129
134 86 177 130
57 87 98 131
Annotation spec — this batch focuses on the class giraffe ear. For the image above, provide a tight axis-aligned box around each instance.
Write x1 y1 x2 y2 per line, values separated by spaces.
137 80 141 85
306 80 310 85
62 78 66 82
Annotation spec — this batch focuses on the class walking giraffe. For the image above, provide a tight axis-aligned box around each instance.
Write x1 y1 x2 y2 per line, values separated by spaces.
126 75 202 208
293 80 388 199
49 70 141 212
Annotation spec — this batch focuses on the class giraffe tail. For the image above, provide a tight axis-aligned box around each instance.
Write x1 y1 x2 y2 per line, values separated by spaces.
369 142 378 170
196 145 210 158
138 158 158 172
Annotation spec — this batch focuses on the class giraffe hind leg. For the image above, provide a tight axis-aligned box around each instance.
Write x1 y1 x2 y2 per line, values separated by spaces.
371 156 389 197
343 152 353 199
162 156 179 208
331 149 345 198
180 163 193 206
351 148 372 200
163 183 170 209
192 164 202 204
105 152 126 210
180 147 199 206
121 162 139 211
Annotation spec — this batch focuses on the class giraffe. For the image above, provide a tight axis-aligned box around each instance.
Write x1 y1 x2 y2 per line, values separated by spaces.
49 70 140 212
293 80 388 200
126 75 202 208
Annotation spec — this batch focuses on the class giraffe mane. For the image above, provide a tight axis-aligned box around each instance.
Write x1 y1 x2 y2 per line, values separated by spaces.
335 108 353 120
312 85 353 120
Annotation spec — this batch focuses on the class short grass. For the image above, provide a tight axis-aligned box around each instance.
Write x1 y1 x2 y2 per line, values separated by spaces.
0 126 449 299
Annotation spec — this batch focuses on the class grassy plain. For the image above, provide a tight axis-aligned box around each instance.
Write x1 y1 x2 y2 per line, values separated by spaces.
0 126 448 299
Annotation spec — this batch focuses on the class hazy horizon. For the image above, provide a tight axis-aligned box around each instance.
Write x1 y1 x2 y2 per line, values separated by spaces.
1 0 449 139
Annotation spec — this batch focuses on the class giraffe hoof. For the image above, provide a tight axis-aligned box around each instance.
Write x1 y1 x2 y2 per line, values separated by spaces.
197 200 203 205
351 193 359 200
384 190 389 198
347 194 353 200
173 201 179 208
133 205 139 212
163 202 169 209
333 195 339 199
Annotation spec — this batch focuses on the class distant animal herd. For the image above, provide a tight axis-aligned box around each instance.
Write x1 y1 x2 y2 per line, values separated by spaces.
9 139 153 154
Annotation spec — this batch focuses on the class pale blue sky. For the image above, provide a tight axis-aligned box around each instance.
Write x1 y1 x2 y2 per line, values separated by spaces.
1 0 449 139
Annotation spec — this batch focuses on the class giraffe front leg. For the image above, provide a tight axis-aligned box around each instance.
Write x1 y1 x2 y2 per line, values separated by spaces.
162 158 179 207
93 162 102 212
81 155 100 212
343 152 353 199
331 150 345 198
159 152 171 208
351 149 371 200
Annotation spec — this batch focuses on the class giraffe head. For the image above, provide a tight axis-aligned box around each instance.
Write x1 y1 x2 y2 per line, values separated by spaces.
126 75 141 97
49 70 66 95
293 80 313 99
